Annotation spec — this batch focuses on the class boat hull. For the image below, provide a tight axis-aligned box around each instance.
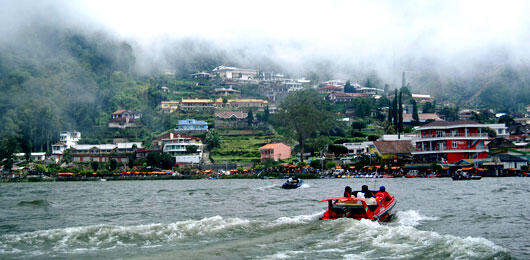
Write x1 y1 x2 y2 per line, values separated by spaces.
319 194 396 222
282 180 303 189
452 176 481 180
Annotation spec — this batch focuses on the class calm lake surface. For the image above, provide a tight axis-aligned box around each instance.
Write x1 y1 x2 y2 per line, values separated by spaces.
1 178 528 259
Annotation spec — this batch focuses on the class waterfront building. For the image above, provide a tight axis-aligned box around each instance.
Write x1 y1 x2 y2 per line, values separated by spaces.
51 131 81 162
341 142 376 155
154 132 203 164
70 142 142 163
259 142 291 161
412 120 489 163
15 152 46 162
373 140 415 162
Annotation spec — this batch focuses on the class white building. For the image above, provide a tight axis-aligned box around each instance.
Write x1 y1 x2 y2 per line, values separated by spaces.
51 131 81 162
341 142 375 155
15 152 46 162
484 124 509 137
212 66 258 80
155 132 203 164
323 80 346 87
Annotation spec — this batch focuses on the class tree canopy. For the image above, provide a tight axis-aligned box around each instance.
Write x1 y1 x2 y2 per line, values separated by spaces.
276 90 335 161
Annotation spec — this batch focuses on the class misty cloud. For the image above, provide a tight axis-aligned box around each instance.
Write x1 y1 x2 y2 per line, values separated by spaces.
1 0 529 89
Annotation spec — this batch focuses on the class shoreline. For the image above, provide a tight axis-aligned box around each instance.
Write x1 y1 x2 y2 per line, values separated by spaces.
1 174 525 183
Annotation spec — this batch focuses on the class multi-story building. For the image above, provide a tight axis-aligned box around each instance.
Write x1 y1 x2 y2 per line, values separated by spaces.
179 99 216 111
154 132 203 164
412 120 489 163
70 142 142 163
484 123 509 137
215 98 268 111
176 119 208 132
51 131 81 162
161 101 180 113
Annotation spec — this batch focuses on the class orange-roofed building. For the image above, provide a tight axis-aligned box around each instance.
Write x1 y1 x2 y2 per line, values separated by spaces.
259 142 291 161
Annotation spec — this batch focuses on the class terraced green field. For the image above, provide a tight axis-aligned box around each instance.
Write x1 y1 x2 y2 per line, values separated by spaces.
210 129 284 163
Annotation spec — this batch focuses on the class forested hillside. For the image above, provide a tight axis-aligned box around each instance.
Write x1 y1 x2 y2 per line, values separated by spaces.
1 23 529 154
0 24 147 151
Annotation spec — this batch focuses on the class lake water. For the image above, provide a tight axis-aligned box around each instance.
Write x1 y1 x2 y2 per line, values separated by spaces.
0 178 528 259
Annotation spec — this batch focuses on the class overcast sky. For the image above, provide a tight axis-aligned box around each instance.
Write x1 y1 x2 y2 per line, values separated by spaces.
2 0 529 82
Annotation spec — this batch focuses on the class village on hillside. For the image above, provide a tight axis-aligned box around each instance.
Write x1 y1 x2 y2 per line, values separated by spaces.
2 65 529 181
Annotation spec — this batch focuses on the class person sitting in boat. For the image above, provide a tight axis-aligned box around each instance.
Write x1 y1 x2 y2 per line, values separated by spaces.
378 186 392 202
360 185 377 205
344 186 352 197
361 185 375 198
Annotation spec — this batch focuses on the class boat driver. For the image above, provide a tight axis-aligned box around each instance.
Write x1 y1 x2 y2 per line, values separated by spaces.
378 186 392 202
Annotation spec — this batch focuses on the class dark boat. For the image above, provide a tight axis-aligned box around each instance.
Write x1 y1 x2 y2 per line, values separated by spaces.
282 178 303 189
319 190 396 222
452 170 482 180
452 175 482 180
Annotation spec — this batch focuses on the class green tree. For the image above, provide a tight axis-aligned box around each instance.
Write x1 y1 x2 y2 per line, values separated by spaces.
344 80 354 93
398 90 403 134
109 159 118 171
328 144 348 156
248 109 254 126
277 90 335 162
205 129 221 149
34 164 48 173
306 136 330 156
146 152 160 167
160 153 174 169
351 120 366 131
412 99 420 125
392 89 398 128
186 145 198 154
440 106 459 121
423 102 435 113
263 106 270 122
128 153 135 169
91 161 99 172
483 127 497 138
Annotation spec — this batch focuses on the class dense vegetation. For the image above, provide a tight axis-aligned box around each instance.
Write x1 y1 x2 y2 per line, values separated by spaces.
1 23 528 163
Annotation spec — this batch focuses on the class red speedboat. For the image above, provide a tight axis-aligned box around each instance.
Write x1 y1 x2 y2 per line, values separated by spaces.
319 191 396 222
